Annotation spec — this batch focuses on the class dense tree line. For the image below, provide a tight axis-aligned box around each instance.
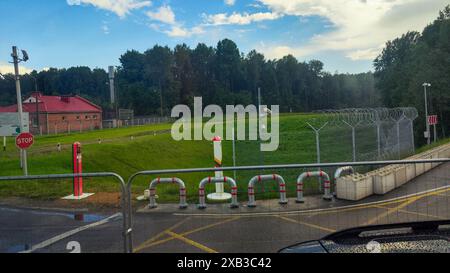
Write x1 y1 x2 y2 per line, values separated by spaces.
0 67 109 108
117 42 379 115
374 5 450 145
0 40 379 115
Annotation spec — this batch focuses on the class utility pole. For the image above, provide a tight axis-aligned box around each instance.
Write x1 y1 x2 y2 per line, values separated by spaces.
422 83 431 145
32 75 40 134
159 79 163 117
108 66 115 105
11 46 28 175
257 87 264 173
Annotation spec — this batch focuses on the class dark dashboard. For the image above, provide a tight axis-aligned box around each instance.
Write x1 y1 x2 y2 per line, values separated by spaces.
279 220 450 253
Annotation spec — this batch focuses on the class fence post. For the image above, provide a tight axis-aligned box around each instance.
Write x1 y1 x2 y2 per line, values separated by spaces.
307 122 328 192
376 122 381 159
343 121 359 162
232 127 237 180
396 120 401 159
352 126 356 162
409 119 415 154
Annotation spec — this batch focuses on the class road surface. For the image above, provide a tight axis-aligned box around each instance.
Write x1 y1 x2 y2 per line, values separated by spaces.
0 163 449 253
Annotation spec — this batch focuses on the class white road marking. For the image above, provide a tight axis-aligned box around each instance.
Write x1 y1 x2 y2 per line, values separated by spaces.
20 212 122 253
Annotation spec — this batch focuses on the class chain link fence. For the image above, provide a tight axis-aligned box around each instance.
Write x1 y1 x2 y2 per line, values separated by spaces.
230 107 418 197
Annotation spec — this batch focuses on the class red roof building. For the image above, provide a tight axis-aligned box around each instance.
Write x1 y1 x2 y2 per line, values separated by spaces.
0 92 102 134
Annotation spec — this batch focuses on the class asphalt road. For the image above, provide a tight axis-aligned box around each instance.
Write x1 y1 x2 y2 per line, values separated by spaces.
1 163 449 253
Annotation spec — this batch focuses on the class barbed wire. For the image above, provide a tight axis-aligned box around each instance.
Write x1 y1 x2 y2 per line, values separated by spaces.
312 107 418 126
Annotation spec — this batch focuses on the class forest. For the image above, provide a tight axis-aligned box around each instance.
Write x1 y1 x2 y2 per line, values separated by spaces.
0 43 379 115
1 6 449 145
374 5 450 143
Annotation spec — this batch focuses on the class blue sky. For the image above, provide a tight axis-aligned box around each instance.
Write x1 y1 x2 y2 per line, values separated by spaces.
0 0 448 74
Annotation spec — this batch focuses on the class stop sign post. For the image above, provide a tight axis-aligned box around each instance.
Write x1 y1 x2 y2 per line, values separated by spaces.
15 132 33 176
16 132 34 149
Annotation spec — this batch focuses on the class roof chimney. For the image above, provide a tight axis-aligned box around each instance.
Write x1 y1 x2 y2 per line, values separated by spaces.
61 95 71 103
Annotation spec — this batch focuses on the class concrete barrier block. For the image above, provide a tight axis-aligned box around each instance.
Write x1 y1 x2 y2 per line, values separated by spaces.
444 146 450 157
373 171 396 195
415 162 425 176
431 152 440 168
405 164 416 182
437 146 450 159
424 154 433 171
336 174 373 201
394 166 407 187
438 148 447 159
441 146 449 157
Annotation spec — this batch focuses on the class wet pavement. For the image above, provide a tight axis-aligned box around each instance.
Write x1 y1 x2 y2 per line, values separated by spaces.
1 163 449 253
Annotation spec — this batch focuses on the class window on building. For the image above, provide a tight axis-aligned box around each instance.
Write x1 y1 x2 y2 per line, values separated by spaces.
93 115 97 119
62 116 66 121
85 115 89 120
76 116 80 120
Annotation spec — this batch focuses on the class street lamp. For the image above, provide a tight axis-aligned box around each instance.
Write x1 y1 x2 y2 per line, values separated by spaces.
422 82 431 145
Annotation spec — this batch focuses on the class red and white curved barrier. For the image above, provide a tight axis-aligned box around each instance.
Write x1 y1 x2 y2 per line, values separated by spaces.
247 174 288 207
148 177 188 209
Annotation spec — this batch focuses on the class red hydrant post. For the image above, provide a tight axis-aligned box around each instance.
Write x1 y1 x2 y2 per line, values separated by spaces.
62 142 93 200
73 142 83 197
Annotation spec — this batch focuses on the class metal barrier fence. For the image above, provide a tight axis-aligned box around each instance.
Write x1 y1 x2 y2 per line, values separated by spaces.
0 158 448 253
0 172 131 253
125 158 450 253
124 116 172 127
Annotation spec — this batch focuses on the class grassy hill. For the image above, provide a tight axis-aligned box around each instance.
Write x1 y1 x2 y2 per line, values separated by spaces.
1 113 440 203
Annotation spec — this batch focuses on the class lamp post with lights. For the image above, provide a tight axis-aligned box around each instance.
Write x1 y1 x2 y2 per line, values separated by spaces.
11 46 30 175
422 82 431 145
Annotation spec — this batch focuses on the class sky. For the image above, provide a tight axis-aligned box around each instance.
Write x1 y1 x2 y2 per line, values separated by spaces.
0 0 448 75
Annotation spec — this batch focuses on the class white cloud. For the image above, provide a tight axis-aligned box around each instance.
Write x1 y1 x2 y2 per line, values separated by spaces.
146 5 176 25
0 62 34 75
256 0 449 60
346 46 384 61
225 0 236 6
146 5 204 38
101 22 110 34
165 25 204 38
255 44 314 60
247 2 263 9
66 0 151 18
204 11 281 25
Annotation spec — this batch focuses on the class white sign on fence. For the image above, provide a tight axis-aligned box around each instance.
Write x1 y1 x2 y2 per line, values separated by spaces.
0 112 30 136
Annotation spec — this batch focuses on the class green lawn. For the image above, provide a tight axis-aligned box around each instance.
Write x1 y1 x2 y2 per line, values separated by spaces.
0 114 446 203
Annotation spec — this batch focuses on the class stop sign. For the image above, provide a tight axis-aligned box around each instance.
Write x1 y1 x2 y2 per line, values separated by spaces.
16 132 34 149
